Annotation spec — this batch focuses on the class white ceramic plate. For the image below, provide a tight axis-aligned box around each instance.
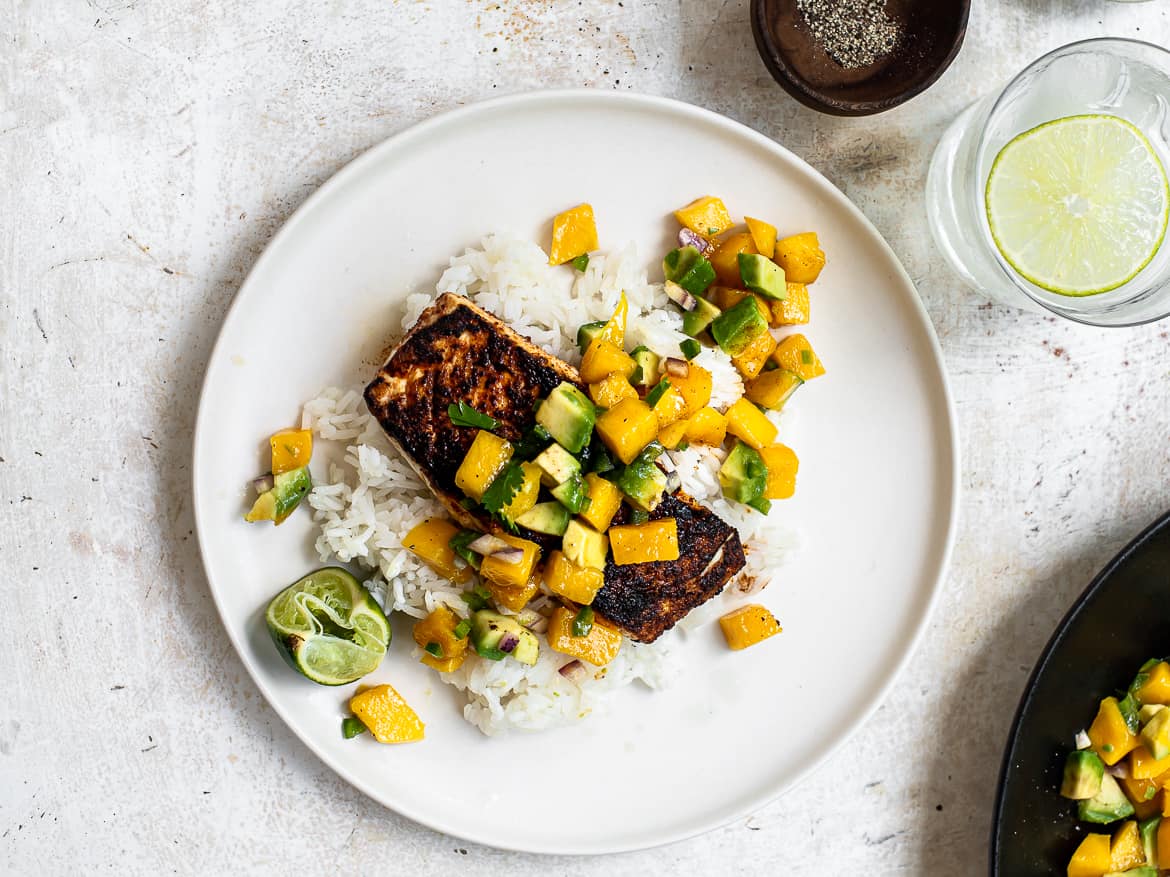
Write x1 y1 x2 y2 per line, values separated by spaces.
193 91 958 854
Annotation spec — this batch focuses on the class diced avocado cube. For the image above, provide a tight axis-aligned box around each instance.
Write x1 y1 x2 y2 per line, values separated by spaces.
552 474 592 514
738 252 787 301
1060 750 1104 800
631 346 660 388
719 441 770 514
1120 693 1142 732
244 466 312 523
1140 816 1160 867
1140 704 1167 724
711 296 770 358
663 246 716 296
1142 707 1170 760
682 296 720 338
533 442 581 487
1078 773 1136 824
514 501 571 537
576 321 607 355
470 610 539 665
536 383 596 454
563 519 608 570
616 454 669 513
1107 868 1158 877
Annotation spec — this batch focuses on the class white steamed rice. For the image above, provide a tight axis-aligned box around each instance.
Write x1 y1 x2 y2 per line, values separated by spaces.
300 232 801 735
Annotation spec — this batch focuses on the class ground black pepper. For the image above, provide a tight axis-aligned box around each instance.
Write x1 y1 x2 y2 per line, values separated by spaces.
795 0 903 69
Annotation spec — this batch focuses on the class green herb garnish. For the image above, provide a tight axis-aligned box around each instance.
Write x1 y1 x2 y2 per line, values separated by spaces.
513 423 553 460
571 254 590 272
572 606 594 637
707 227 720 235
461 585 492 613
449 529 483 570
453 619 472 640
481 461 525 518
448 402 499 430
800 349 813 365
645 379 671 408
680 339 701 360
342 717 367 739
424 642 443 658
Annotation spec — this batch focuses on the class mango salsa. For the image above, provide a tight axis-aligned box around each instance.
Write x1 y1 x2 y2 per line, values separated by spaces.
549 203 598 266
412 605 469 672
596 397 658 465
609 519 680 565
744 216 777 259
484 572 540 613
1089 697 1140 766
580 339 636 384
670 363 713 418
543 550 605 604
402 517 472 584
771 333 826 382
658 419 690 450
760 444 799 500
684 406 727 446
348 684 424 744
1109 820 1146 870
771 283 810 326
547 606 622 666
455 430 513 501
730 329 778 380
500 462 542 525
718 604 782 650
674 196 733 238
580 472 622 532
1066 833 1112 877
589 371 638 409
651 384 688 429
774 231 826 284
479 533 541 591
709 231 757 287
270 428 313 475
746 368 802 410
725 398 778 450
1137 662 1170 705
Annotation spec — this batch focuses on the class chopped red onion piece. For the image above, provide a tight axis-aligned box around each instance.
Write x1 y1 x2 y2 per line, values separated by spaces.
664 280 698 312
491 547 525 565
559 660 587 683
1105 762 1129 779
252 474 274 495
678 228 713 255
528 617 549 634
663 357 690 378
469 534 510 556
499 633 519 653
1074 730 1091 750
665 471 682 493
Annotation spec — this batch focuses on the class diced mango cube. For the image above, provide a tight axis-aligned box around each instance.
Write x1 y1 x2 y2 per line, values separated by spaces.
1066 833 1112 877
652 385 688 429
731 329 779 380
1090 697 1140 766
479 533 541 590
270 428 313 475
1130 745 1170 780
609 519 680 565
581 339 636 384
596 398 658 465
1137 662 1170 705
706 286 750 312
543 550 605 604
547 606 622 666
771 283 810 326
596 292 628 348
580 473 622 532
770 333 825 382
348 684 424 744
548 203 598 266
670 362 713 418
455 430 513 501
760 444 799 500
1119 775 1161 819
774 232 825 284
500 462 542 524
402 518 472 584
710 231 757 287
746 368 803 410
674 196 732 238
590 371 638 409
1159 817 1170 867
684 406 727 446
412 605 469 672
725 398 778 450
1110 820 1146 870
484 572 540 613
658 419 690 450
744 216 778 259
719 604 782 650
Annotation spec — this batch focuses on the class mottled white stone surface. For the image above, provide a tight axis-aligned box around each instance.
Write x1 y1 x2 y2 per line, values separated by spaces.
4 1 1170 872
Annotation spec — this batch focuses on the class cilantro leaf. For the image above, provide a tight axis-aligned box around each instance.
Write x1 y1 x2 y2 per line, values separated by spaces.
480 461 525 519
448 402 499 430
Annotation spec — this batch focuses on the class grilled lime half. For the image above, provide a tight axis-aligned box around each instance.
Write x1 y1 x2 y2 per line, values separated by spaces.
265 567 390 686
985 114 1169 296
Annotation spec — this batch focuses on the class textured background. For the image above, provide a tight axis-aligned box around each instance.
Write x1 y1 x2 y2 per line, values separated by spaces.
3 1 1170 873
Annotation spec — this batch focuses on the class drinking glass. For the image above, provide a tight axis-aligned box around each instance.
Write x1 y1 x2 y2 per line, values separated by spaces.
925 38 1170 326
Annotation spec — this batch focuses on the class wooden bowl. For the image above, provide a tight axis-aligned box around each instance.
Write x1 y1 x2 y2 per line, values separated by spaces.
751 0 970 116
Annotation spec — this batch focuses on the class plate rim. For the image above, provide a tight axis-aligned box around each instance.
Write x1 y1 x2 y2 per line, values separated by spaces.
192 88 961 854
989 507 1170 875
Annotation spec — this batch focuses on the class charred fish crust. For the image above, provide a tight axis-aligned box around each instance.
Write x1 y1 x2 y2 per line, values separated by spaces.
592 492 746 643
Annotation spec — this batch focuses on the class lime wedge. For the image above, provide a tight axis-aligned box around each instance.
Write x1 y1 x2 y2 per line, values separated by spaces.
985 114 1169 296
265 568 390 685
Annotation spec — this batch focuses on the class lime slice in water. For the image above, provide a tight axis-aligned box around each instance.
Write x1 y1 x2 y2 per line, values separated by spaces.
265 567 390 686
985 114 1170 296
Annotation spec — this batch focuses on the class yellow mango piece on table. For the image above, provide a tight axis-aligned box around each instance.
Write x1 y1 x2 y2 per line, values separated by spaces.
1110 820 1146 870
596 397 658 465
500 462 542 524
674 196 732 238
402 517 472 584
1066 833 1112 877
760 443 799 500
725 397 778 450
1130 745 1170 780
658 419 690 450
547 606 623 666
1137 662 1170 704
580 473 622 532
771 333 826 382
455 430 513 501
710 231 757 287
609 519 680 565
684 406 727 446
580 339 636 384
771 283 811 326
669 363 713 418
746 368 802 411
774 231 826 284
731 329 779 380
543 550 604 604
589 371 638 409
479 533 541 591
348 684 424 744
744 216 778 259
412 605 469 672
719 604 782 651
548 203 598 266
1090 696 1140 765
652 385 688 429
484 572 540 613
270 428 313 475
